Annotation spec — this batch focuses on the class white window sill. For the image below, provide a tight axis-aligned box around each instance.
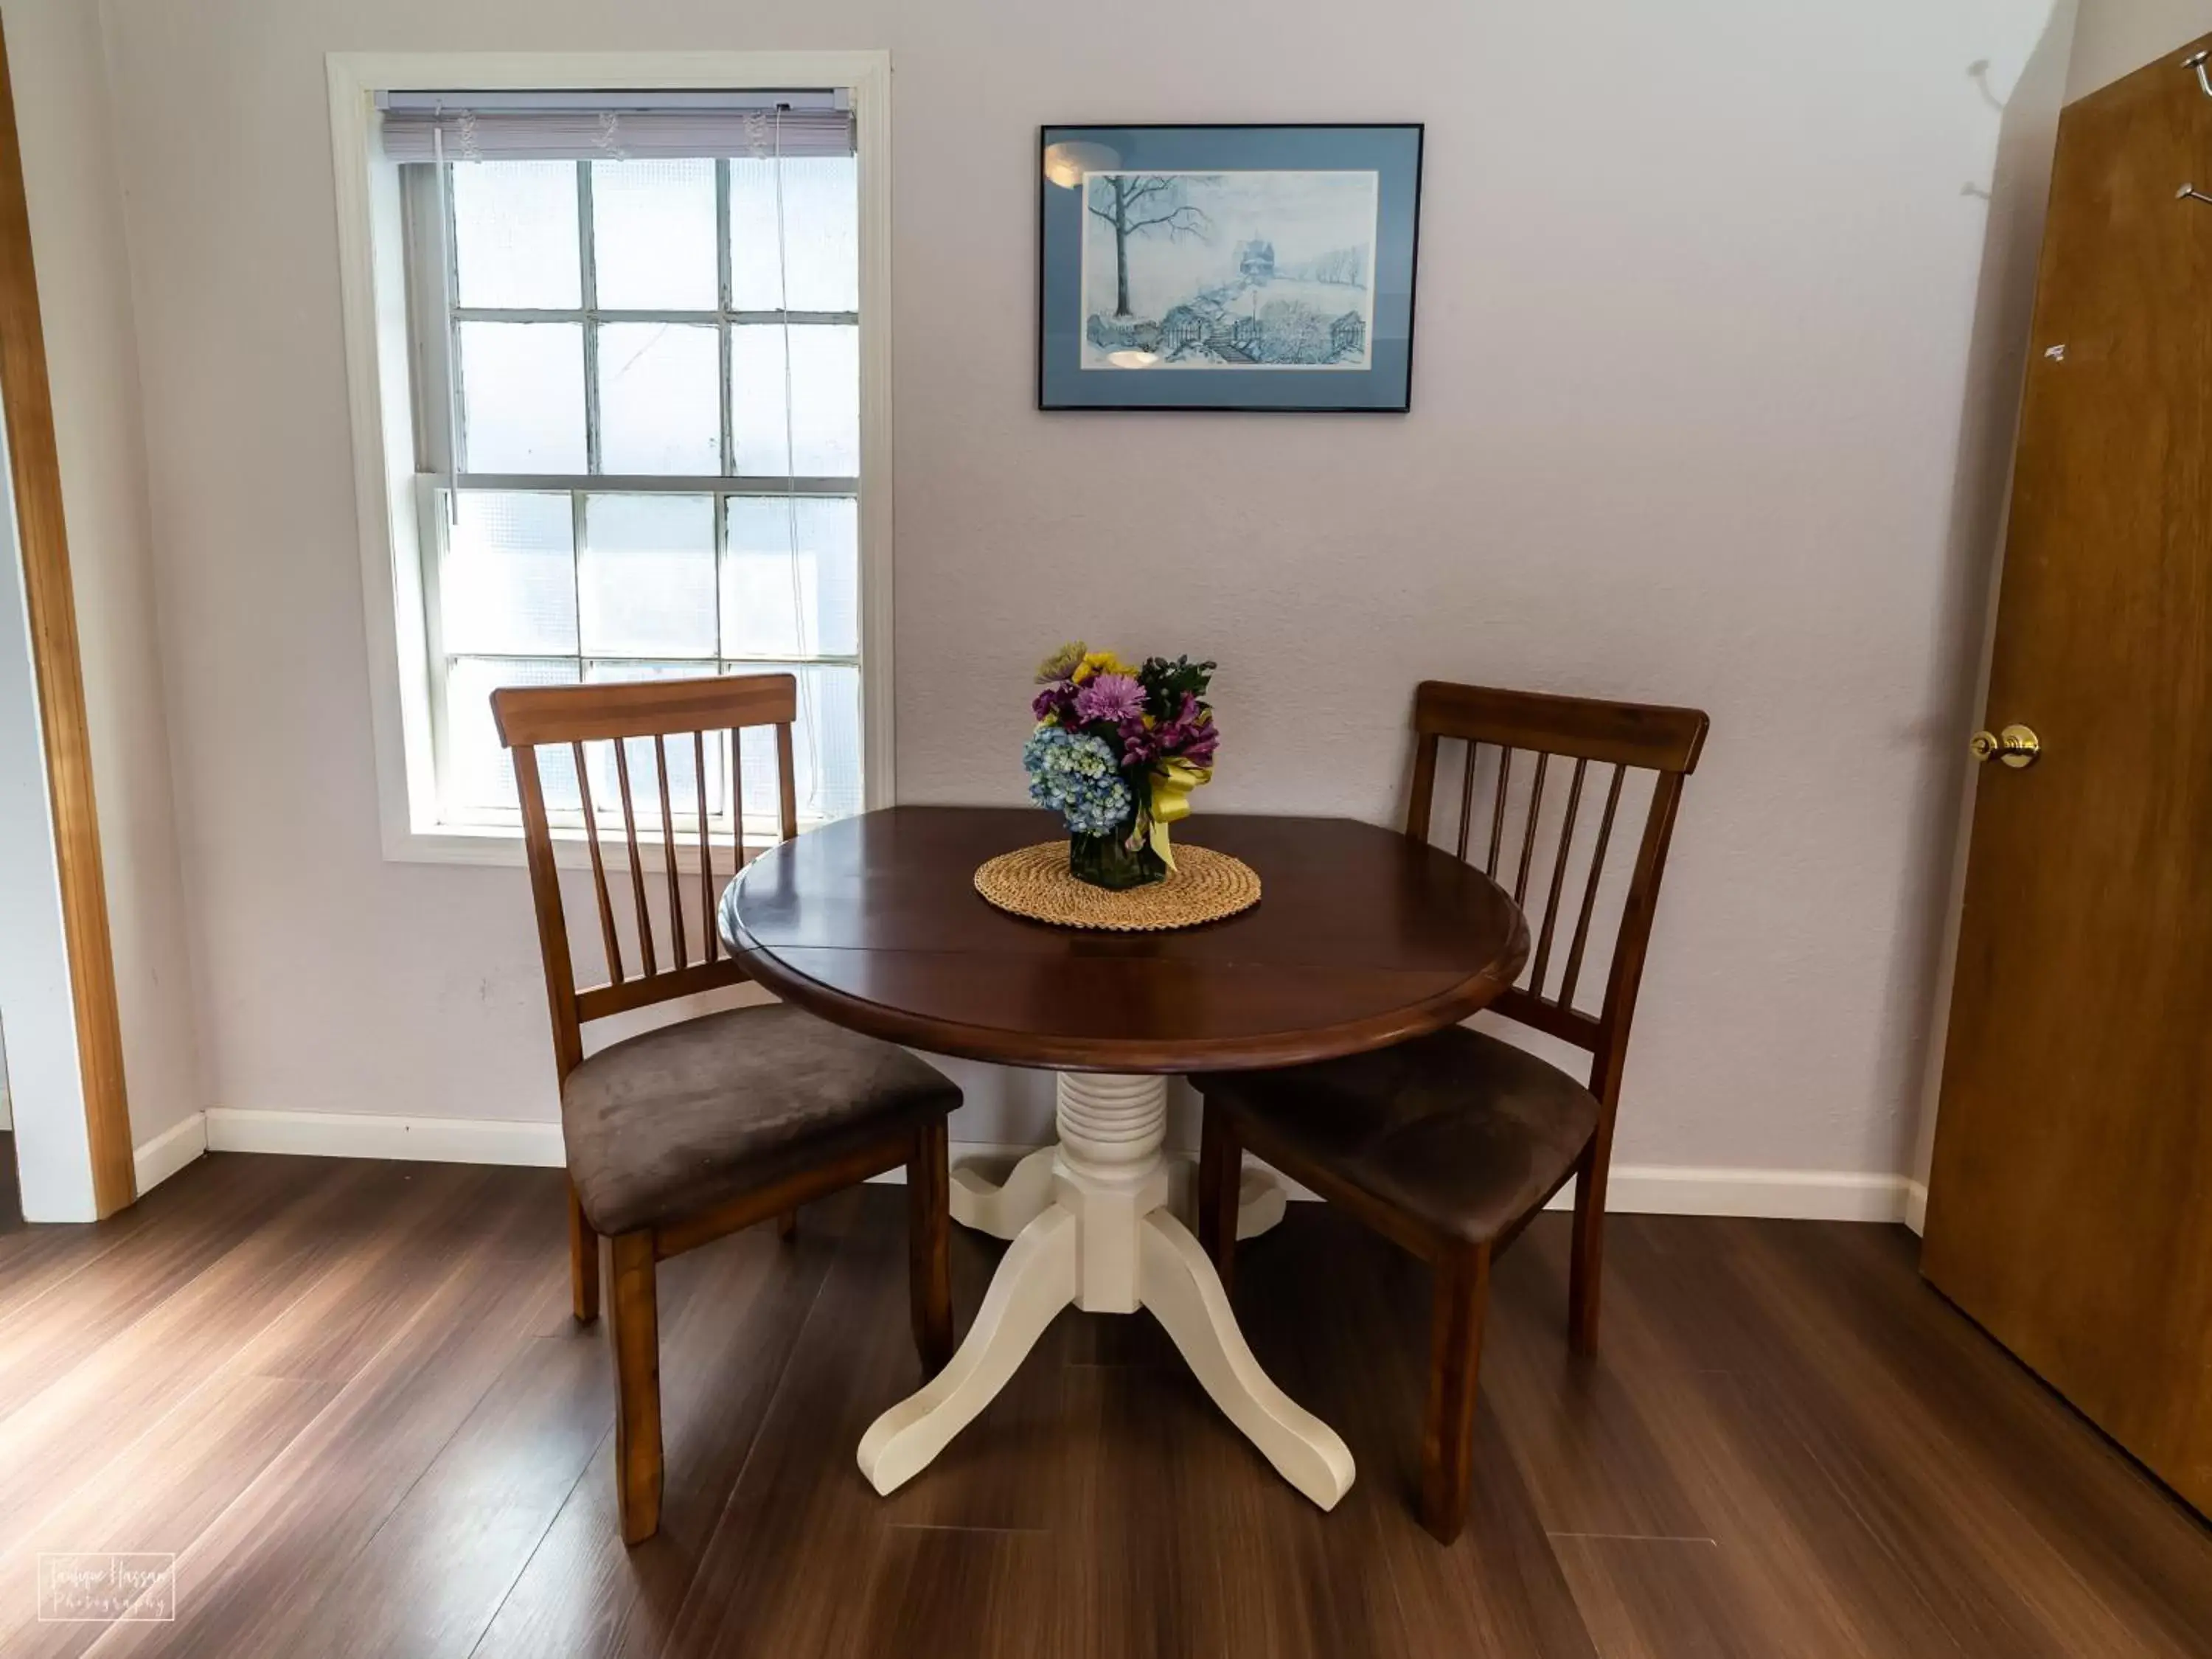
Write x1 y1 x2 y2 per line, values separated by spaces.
383 817 826 872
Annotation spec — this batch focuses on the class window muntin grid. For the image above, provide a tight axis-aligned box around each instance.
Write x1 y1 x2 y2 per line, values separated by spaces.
403 152 863 835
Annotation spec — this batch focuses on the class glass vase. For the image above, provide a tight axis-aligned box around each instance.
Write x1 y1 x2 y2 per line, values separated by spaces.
1068 827 1167 891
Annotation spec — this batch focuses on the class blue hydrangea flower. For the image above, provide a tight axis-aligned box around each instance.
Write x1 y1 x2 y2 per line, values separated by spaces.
1023 726 1133 837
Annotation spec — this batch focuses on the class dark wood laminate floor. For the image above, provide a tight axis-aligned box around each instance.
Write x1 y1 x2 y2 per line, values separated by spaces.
0 1147 2205 1658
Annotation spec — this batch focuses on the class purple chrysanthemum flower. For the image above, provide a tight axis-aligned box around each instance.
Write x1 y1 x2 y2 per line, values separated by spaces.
1074 672 1147 727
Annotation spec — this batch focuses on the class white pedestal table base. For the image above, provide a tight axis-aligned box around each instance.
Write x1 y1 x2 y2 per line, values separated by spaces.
857 1072 1354 1508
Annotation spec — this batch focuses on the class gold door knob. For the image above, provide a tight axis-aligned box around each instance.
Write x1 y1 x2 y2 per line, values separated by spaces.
1969 724 2040 768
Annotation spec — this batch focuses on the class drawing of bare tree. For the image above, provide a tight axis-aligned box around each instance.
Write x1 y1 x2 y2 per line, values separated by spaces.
1085 175 1213 317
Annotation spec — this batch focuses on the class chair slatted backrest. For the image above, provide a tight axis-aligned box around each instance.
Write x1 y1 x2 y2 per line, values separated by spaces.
492 672 801 1081
1404 681 1708 1112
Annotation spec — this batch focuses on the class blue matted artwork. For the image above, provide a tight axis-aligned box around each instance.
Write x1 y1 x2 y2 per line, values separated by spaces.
1038 124 1422 411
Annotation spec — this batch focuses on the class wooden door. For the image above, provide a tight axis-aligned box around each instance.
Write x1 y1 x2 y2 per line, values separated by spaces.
1923 42 2212 1515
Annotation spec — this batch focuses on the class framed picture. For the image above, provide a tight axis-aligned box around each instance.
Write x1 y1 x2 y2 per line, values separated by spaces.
1037 123 1423 413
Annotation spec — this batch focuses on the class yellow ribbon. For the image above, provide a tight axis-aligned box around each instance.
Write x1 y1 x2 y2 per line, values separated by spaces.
1147 759 1213 872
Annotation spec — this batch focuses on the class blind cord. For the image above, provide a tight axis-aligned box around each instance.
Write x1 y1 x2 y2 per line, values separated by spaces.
770 107 822 807
434 114 461 527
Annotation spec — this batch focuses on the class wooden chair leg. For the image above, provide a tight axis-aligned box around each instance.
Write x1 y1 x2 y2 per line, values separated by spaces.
1196 1106 1241 1294
909 1118 954 1374
1568 1141 1607 1357
568 1179 600 1325
1419 1242 1491 1544
609 1231 662 1545
776 1208 799 1242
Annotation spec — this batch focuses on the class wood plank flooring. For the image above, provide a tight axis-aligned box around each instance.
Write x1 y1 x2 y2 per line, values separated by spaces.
0 1137 2206 1657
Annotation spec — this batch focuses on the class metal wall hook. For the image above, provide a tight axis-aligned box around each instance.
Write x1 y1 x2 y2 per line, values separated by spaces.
2178 183 2212 204
2185 49 2212 99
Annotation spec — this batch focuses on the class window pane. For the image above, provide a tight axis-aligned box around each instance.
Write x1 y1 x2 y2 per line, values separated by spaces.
451 161 580 309
445 655 580 813
730 323 858 477
722 495 858 658
731 661 860 824
787 326 860 476
441 491 577 655
580 495 716 658
582 660 726 820
592 159 717 310
728 156 858 313
459 322 585 473
597 323 720 476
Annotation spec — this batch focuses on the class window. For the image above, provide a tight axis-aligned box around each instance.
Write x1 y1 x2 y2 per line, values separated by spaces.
329 59 888 862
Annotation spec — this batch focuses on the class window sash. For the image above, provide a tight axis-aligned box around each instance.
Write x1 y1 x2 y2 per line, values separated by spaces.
428 678 852 841
414 480 861 828
451 307 856 325
402 151 862 831
448 473 855 494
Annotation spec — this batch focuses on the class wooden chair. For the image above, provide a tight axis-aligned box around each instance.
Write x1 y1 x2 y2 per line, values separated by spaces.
1195 681 1707 1543
493 672 960 1545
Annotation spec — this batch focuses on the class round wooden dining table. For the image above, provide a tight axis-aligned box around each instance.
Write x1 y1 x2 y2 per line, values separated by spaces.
717 804 1528 1509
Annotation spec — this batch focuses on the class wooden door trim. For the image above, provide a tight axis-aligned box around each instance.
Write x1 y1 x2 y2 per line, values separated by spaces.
0 20 134 1216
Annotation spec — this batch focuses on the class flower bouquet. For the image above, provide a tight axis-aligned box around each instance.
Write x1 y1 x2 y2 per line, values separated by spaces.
1023 644 1220 891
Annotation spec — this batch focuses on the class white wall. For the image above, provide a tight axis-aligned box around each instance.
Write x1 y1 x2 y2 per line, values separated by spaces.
83 0 2072 1182
1 0 205 1157
2068 0 2212 96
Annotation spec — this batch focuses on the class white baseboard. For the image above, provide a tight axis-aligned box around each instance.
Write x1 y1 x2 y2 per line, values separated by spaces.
894 1142 1921 1225
133 1111 209 1194
1557 1164 1918 1224
148 1113 1923 1226
204 1107 565 1166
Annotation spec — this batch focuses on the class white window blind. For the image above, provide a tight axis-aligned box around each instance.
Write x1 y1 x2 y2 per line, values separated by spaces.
394 89 864 838
378 91 855 164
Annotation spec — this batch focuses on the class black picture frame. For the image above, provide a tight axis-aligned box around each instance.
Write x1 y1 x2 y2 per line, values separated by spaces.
1037 122 1423 413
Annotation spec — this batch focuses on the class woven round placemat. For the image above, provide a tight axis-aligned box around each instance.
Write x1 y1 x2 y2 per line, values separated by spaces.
974 841 1262 932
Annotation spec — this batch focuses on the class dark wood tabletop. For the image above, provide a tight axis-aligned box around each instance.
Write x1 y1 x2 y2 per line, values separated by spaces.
716 806 1529 1074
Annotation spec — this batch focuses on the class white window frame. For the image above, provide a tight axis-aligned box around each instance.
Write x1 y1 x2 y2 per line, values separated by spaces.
327 51 894 869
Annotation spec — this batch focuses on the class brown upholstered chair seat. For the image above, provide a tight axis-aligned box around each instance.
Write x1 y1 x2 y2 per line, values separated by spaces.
563 1004 961 1237
1206 1026 1599 1245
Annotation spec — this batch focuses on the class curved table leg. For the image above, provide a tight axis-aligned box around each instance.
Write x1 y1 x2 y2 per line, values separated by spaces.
858 1204 1077 1496
863 1073 1349 1506
958 1148 1288 1242
1139 1208 1354 1509
1235 1165 1288 1239
948 1145 1060 1239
